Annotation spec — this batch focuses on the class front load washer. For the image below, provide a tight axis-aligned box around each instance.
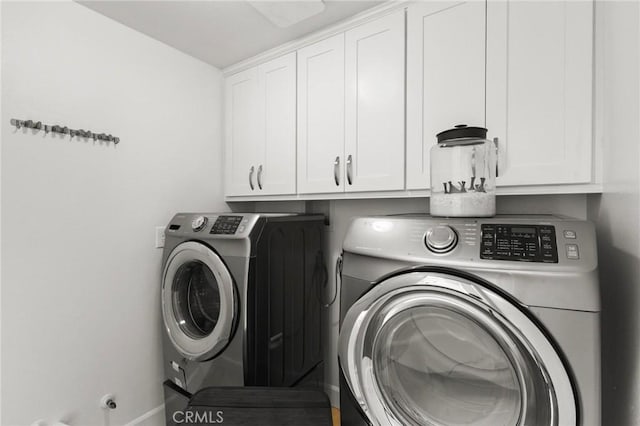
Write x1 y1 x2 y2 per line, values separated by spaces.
338 215 600 426
161 213 326 424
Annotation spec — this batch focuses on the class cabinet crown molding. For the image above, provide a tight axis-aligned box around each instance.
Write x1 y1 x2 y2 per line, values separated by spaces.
222 0 408 77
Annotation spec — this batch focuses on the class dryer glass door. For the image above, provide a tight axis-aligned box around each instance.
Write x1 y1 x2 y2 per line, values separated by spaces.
162 242 237 361
339 271 576 426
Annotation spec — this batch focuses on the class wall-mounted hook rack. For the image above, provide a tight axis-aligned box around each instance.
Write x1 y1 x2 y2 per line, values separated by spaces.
10 118 120 144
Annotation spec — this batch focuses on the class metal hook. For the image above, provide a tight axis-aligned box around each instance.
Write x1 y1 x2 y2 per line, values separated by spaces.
10 118 119 144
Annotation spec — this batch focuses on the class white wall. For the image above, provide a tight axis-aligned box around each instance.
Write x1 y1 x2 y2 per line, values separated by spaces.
252 193 589 405
1 2 226 425
589 2 640 425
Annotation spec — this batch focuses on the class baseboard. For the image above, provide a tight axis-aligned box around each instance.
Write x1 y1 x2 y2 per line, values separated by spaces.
324 383 339 408
124 404 165 426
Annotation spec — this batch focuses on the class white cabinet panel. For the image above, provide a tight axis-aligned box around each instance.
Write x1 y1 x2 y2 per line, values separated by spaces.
225 53 296 196
297 34 346 194
345 10 405 192
225 67 262 196
487 1 593 186
406 1 486 190
260 52 296 195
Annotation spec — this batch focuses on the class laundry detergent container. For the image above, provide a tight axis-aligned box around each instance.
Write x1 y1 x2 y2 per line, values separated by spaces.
430 125 497 217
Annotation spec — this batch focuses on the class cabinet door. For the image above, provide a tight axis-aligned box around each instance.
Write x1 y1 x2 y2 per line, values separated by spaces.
259 52 297 195
298 34 344 193
487 1 593 186
344 10 405 192
406 1 486 190
297 34 346 194
225 67 263 196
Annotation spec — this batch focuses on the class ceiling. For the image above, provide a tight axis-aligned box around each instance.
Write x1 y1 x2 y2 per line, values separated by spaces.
78 1 384 69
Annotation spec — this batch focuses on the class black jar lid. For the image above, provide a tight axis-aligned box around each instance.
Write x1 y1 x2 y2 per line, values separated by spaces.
437 124 487 143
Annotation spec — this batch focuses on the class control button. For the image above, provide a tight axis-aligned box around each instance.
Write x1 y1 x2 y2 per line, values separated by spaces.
563 230 577 239
496 238 510 249
482 230 494 238
238 225 245 233
425 226 458 253
566 244 580 259
539 227 554 235
511 240 524 250
191 216 208 232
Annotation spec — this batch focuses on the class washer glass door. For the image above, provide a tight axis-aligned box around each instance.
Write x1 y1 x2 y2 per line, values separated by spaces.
162 241 237 361
339 271 576 426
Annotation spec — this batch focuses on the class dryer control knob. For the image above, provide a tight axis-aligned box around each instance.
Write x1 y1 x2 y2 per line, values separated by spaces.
425 225 458 253
191 216 208 232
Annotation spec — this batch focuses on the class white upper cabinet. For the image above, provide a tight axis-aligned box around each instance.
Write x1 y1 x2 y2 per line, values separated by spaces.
260 53 297 195
297 11 405 195
225 53 296 196
225 67 262 196
225 1 597 199
487 1 594 186
297 34 346 194
344 10 405 192
406 1 486 190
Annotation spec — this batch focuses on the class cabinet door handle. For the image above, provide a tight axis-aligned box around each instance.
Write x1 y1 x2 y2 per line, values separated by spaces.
493 137 502 177
249 166 255 190
334 156 341 186
493 138 500 177
346 154 353 185
257 164 263 190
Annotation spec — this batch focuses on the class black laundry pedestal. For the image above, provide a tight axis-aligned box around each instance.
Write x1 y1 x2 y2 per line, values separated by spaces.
169 386 333 426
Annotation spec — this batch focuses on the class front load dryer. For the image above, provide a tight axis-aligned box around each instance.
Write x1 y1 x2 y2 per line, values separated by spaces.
161 213 325 424
338 215 600 426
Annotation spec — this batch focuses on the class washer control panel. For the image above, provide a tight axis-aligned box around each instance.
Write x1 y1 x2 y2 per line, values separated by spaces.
344 215 595 269
480 224 558 263
209 215 243 235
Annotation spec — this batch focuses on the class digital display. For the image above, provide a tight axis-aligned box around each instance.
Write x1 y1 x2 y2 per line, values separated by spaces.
511 227 536 235
218 215 240 223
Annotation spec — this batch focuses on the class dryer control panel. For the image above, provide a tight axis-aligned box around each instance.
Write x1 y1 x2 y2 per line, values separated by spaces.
480 224 558 263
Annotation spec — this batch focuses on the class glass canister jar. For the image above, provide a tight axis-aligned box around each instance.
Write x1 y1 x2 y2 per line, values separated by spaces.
430 125 497 217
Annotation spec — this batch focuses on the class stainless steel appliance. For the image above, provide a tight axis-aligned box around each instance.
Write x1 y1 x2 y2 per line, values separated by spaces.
161 213 326 425
339 215 600 426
